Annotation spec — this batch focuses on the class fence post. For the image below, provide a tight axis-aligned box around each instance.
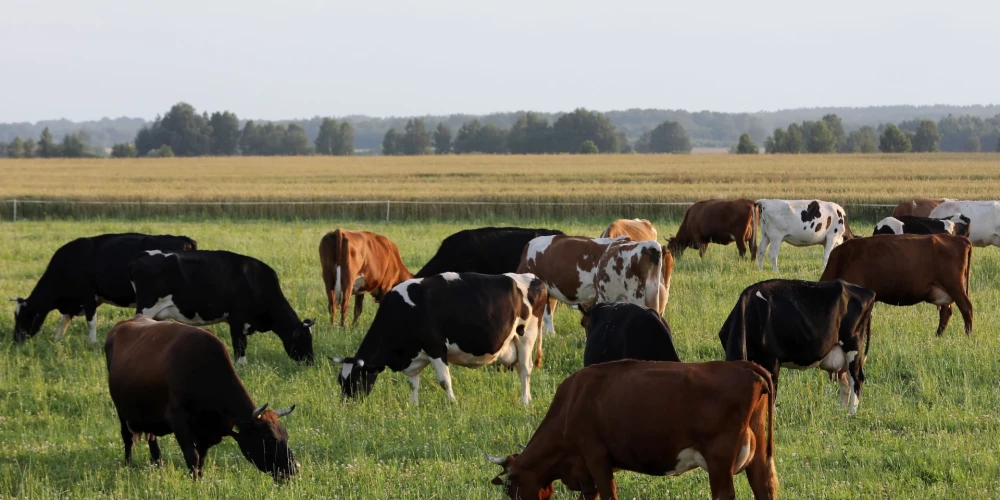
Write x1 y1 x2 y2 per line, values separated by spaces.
385 200 391 222
12 200 16 222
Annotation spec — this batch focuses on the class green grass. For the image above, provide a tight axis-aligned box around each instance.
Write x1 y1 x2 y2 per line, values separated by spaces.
2 218 1000 499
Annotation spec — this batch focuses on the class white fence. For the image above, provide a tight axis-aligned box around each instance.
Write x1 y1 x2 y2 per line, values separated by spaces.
0 199 899 222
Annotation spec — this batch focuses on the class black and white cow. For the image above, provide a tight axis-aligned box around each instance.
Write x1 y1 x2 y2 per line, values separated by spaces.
129 250 314 364
873 215 971 237
718 279 876 414
330 272 548 405
581 302 680 366
755 199 854 272
12 233 196 343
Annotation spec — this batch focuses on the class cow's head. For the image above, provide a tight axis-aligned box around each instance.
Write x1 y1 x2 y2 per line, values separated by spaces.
180 237 198 251
951 214 972 237
487 453 555 500
664 236 693 258
11 297 45 342
577 303 595 330
282 318 314 363
231 403 299 481
330 356 379 398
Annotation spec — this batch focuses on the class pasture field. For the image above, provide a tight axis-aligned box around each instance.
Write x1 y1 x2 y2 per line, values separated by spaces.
2 217 1000 499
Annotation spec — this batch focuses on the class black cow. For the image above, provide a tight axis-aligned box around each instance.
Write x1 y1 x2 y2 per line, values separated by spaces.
12 233 196 343
872 214 971 237
581 302 680 366
105 316 299 480
414 227 564 278
718 279 876 414
330 272 548 405
129 250 314 363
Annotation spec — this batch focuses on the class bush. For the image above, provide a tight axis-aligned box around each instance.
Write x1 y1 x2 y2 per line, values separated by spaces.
579 140 599 154
111 142 138 158
147 145 175 158
736 133 759 154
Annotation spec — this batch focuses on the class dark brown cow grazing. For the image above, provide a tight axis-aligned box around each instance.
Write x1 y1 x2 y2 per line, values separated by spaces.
319 229 413 328
487 360 776 500
820 234 973 336
105 316 298 480
892 198 953 218
667 199 759 259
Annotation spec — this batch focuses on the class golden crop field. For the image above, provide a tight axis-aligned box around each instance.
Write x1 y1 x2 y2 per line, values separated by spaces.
1 154 999 204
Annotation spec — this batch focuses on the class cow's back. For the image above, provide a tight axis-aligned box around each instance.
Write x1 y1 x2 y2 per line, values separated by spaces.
894 198 949 218
419 227 562 277
601 219 657 241
584 303 679 366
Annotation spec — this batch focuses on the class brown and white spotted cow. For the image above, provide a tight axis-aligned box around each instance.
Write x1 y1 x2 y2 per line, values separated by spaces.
892 198 954 218
600 218 674 315
594 239 668 314
319 229 413 328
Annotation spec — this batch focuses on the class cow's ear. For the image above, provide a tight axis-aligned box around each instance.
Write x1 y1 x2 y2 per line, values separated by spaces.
303 318 315 328
10 297 24 303
356 359 365 368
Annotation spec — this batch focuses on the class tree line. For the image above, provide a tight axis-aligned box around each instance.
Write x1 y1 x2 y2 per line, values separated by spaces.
0 128 97 158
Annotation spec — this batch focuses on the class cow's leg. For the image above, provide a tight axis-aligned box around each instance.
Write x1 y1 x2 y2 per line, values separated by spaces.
821 235 837 271
767 236 781 273
706 459 737 500
582 453 617 500
543 298 558 335
402 357 430 405
118 411 134 465
429 358 457 402
951 289 974 335
936 304 953 336
756 233 770 270
699 243 708 258
195 443 210 477
327 290 337 324
169 415 201 479
352 293 364 327
736 238 747 258
84 302 99 343
657 283 669 315
515 334 535 405
228 319 249 365
55 314 72 341
148 435 162 465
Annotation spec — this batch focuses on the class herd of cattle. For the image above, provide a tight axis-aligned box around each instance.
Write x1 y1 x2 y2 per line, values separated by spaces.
9 196 998 499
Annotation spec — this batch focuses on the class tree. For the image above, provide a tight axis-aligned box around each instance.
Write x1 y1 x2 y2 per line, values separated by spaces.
38 127 58 158
282 124 312 155
22 139 37 158
634 131 652 153
552 108 619 153
616 132 633 154
147 145 175 157
111 142 138 158
764 129 786 153
579 140 599 154
879 124 912 153
401 119 430 155
239 121 260 155
209 111 241 155
382 128 402 155
736 133 758 154
911 120 941 152
803 121 836 153
845 126 879 153
508 112 552 154
61 133 87 157
157 102 213 156
647 121 692 154
433 122 452 155
336 122 354 155
783 123 805 153
964 136 981 153
822 114 847 152
6 137 25 158
997 136 1000 153
314 118 341 155
453 120 481 154
477 124 508 154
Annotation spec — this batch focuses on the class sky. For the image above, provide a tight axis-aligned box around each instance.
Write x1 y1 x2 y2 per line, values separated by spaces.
2 0 998 122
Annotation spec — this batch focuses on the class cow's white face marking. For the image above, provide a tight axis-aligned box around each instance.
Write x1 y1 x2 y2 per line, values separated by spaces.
755 291 766 301
440 272 461 282
145 250 174 257
665 448 708 477
391 278 424 307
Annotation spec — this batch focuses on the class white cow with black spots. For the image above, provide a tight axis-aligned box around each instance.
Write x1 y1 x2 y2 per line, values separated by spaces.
755 199 854 272
929 200 1000 247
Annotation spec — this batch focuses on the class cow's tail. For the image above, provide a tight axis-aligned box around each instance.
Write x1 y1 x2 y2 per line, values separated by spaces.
750 201 761 260
336 230 352 307
743 362 775 463
964 244 972 297
843 214 856 240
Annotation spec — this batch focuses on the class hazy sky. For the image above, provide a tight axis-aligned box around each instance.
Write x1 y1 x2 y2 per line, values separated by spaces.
3 0 998 122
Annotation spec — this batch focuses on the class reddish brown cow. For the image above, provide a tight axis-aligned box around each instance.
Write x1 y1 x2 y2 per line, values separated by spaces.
820 234 973 336
892 198 953 218
599 219 674 314
667 199 759 259
319 229 413 328
487 359 776 500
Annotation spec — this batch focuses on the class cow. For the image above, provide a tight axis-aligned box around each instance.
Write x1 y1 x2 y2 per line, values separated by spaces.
594 239 667 313
820 234 973 336
330 272 548 405
581 302 680 366
755 199 854 272
892 198 954 218
719 279 876 414
415 227 564 278
105 316 299 480
486 359 776 500
872 215 971 237
667 199 759 259
600 218 674 312
129 250 315 364
11 233 196 344
929 200 1000 247
319 229 413 328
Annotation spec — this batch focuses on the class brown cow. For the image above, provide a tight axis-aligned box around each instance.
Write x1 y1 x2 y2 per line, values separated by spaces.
892 198 953 218
820 234 973 336
487 359 776 500
105 316 299 480
667 199 759 259
319 229 413 328
600 218 674 311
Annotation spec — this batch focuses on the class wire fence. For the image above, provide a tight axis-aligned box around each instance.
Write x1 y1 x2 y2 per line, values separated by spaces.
0 199 900 223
